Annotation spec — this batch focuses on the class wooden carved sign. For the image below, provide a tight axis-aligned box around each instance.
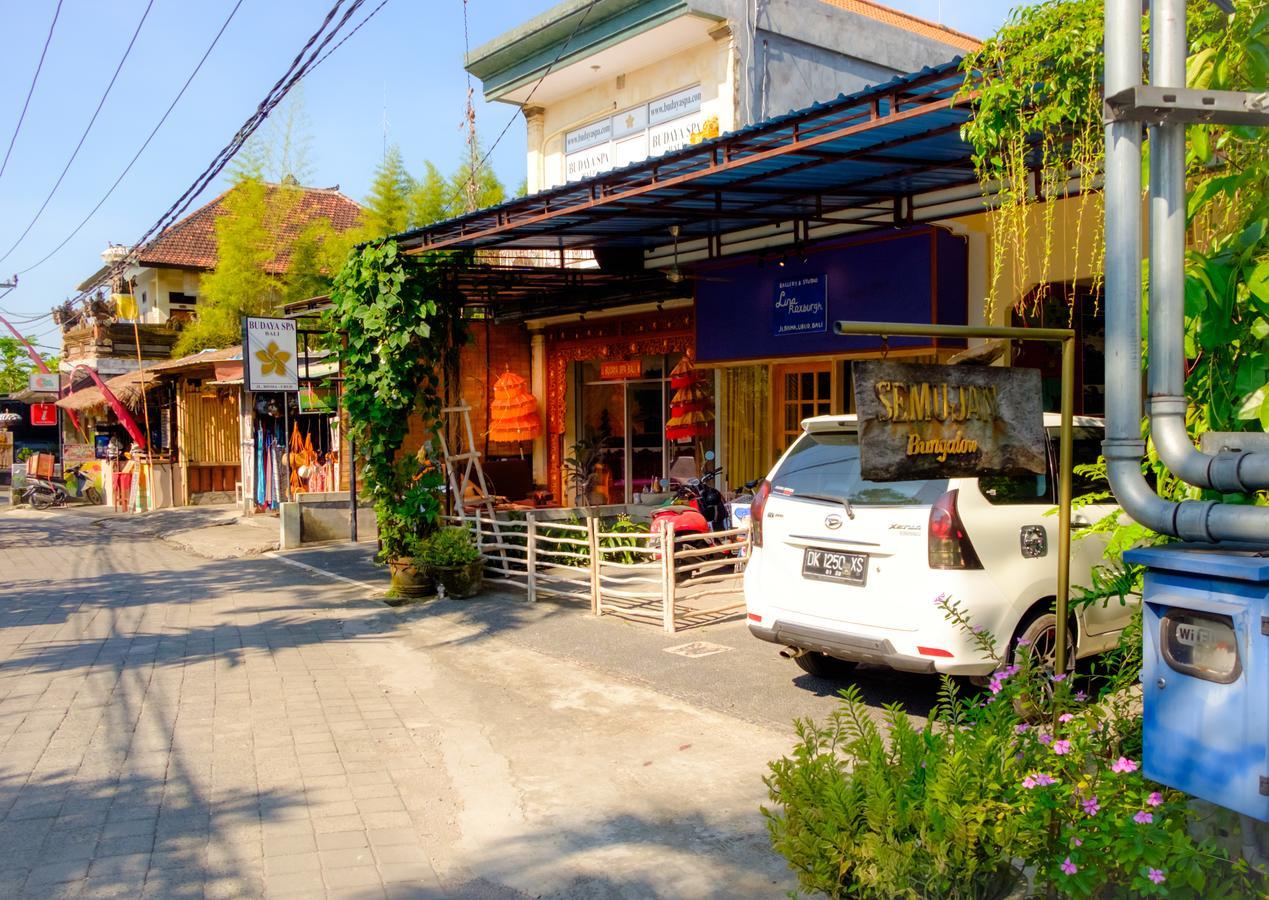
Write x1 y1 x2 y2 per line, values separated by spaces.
852 360 1046 481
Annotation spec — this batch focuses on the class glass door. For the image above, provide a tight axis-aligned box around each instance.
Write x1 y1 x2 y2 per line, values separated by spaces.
772 361 833 455
578 355 677 504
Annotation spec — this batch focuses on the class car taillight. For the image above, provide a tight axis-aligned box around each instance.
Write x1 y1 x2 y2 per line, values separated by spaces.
750 480 772 547
928 489 982 570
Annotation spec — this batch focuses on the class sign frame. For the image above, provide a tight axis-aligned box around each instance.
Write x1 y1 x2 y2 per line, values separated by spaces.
30 403 57 426
242 317 299 392
28 372 59 393
852 360 1046 481
834 318 1078 675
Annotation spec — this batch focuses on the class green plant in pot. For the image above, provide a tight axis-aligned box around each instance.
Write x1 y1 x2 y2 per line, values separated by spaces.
417 525 484 599
378 456 445 601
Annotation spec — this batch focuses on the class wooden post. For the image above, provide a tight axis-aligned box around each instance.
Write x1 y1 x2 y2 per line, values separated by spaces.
526 512 538 603
587 516 601 616
661 522 677 634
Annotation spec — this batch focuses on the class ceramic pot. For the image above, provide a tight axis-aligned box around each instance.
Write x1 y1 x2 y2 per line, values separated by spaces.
387 558 433 600
432 558 484 599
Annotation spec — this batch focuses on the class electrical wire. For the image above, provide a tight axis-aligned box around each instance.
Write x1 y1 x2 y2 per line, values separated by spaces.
14 0 247 277
76 0 369 301
0 0 156 266
0 1 64 185
308 0 390 72
443 0 597 217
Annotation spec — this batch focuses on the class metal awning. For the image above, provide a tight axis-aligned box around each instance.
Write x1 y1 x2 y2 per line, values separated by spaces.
394 59 981 261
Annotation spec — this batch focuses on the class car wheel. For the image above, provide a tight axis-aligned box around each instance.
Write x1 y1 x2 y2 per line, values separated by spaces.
1010 609 1076 675
793 651 858 679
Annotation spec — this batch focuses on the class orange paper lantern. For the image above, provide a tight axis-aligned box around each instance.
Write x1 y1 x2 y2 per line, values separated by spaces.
489 371 542 442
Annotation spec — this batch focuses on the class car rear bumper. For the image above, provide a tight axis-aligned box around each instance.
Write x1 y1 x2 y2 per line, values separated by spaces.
749 621 936 674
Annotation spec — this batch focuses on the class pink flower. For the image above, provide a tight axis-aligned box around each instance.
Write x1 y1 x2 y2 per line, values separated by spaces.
1034 772 1057 787
1016 723 1030 734
1071 837 1083 847
1016 637 1032 647
1059 713 1074 723
1021 774 1038 789
1133 810 1154 825
1052 739 1072 755
1060 857 1078 876
1111 757 1139 774
1081 796 1099 816
1074 690 1088 702
1147 791 1163 807
1052 673 1068 683
1147 868 1166 885
1038 732 1053 746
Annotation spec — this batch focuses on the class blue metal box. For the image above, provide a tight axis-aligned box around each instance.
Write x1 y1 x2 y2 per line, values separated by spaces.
1126 545 1269 821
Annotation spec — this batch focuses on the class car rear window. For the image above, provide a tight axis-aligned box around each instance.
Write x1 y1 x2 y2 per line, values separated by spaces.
771 431 949 506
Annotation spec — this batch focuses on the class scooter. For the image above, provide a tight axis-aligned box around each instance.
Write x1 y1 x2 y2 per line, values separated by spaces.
651 468 731 581
20 463 101 509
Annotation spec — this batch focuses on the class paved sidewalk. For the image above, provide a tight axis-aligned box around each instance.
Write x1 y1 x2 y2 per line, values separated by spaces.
78 503 280 559
0 507 802 898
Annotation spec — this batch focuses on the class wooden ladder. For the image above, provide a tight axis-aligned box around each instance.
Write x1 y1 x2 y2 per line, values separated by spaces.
438 404 508 566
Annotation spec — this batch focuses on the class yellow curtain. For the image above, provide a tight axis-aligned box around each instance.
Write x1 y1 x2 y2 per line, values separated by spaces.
722 365 771 487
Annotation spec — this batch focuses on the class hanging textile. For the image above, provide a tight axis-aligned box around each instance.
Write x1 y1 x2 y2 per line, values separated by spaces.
666 355 715 441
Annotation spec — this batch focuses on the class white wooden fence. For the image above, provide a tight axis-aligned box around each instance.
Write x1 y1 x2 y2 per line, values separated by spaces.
447 511 749 633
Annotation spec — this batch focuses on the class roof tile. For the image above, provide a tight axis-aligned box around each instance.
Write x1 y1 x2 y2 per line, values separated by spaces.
816 0 981 52
136 183 362 273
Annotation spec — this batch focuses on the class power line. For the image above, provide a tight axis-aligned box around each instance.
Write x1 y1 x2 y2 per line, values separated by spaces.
0 1 64 185
77 0 371 301
446 0 597 218
309 0 391 71
14 0 247 277
0 0 156 266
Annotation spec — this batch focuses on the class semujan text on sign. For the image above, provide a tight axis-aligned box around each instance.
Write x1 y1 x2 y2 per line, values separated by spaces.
852 360 1045 481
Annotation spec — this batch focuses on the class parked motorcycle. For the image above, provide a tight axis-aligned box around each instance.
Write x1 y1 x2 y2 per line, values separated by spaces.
21 463 101 509
651 468 732 581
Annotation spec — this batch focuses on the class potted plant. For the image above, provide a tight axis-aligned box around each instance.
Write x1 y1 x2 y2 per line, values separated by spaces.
417 525 484 598
377 456 444 602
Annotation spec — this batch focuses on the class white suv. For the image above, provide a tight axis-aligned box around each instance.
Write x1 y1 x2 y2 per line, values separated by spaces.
744 414 1126 678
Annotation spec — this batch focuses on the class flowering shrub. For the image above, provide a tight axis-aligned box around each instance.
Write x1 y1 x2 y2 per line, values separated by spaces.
763 595 1260 898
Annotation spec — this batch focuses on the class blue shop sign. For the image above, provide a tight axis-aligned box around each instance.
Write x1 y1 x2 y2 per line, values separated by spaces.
773 274 828 336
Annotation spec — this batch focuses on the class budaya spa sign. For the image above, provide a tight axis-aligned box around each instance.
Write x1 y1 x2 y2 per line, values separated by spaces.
852 360 1046 481
243 316 299 392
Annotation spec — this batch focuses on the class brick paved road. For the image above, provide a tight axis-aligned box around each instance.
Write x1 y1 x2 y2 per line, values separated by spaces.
0 508 796 899
0 509 473 899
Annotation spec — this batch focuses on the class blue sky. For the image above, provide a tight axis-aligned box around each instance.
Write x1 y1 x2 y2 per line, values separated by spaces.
0 0 1022 349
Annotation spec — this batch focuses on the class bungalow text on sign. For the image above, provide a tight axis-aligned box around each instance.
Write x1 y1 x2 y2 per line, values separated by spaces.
852 360 1046 481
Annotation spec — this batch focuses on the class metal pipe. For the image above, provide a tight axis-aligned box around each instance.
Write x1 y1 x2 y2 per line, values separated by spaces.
1148 0 1269 494
1104 0 1269 544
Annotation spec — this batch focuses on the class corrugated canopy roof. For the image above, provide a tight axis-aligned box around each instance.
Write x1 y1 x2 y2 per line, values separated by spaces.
396 60 980 259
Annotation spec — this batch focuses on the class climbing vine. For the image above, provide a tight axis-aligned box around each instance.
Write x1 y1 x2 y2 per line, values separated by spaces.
326 240 468 559
958 0 1107 321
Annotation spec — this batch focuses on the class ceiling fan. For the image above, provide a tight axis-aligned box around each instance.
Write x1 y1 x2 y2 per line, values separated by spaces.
662 225 730 284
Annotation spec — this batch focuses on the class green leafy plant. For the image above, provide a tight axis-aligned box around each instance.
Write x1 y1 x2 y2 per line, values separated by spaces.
326 240 468 563
562 433 604 505
374 454 445 564
599 514 650 564
416 525 481 569
764 596 1259 899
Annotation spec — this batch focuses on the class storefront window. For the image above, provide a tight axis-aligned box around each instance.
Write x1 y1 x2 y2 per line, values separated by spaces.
773 362 833 453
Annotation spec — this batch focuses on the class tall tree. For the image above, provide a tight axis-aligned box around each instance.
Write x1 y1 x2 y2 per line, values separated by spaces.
173 175 281 356
408 161 452 228
361 145 415 239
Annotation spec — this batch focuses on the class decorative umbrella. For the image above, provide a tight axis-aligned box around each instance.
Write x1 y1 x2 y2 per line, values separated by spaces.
489 370 542 442
669 355 698 389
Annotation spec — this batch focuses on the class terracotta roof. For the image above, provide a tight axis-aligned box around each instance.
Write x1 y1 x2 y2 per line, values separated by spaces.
816 0 981 52
135 183 362 274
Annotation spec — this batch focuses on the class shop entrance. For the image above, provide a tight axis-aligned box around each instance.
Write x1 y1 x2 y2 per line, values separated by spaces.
577 355 678 504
